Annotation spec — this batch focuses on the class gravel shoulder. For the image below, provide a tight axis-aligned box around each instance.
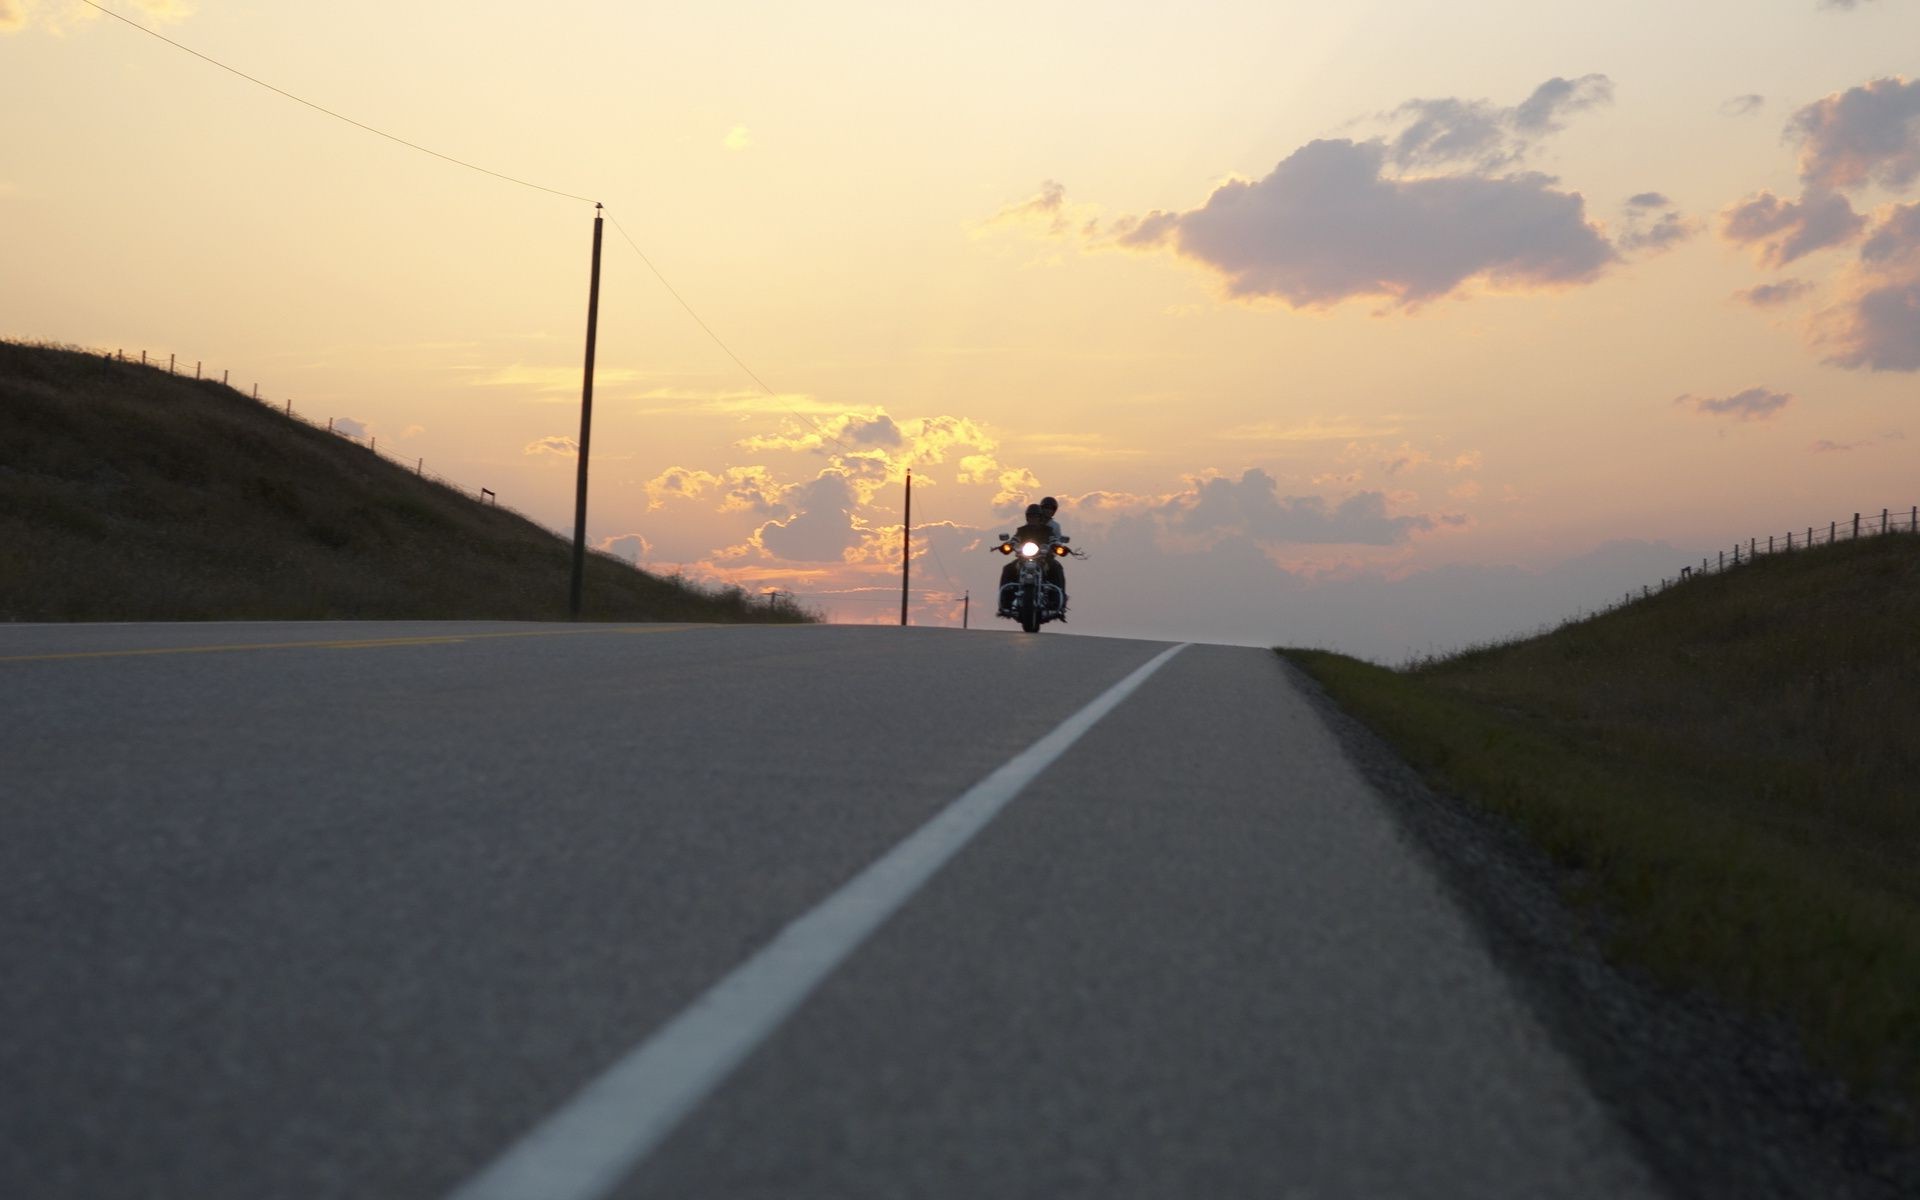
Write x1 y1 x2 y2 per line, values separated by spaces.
1278 654 1920 1200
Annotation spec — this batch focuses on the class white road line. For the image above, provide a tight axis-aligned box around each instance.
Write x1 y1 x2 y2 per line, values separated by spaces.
447 641 1190 1200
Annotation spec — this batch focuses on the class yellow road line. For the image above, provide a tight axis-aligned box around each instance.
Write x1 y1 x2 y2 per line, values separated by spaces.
0 625 694 664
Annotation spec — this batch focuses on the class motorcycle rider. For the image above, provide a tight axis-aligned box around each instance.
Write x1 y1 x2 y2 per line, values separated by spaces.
997 496 1068 617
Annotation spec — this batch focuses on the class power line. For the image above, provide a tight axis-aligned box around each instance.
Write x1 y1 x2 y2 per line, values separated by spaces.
80 0 966 554
74 0 596 204
603 214 862 458
81 2 857 455
75 0 886 465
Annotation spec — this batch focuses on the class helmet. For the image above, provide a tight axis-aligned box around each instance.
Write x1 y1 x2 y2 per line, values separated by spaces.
1039 496 1058 513
1024 503 1046 522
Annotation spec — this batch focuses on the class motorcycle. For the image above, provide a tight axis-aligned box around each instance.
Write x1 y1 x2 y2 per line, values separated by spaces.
990 531 1074 633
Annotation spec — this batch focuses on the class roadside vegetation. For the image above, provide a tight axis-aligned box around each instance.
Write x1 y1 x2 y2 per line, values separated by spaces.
1282 532 1920 1125
0 340 813 625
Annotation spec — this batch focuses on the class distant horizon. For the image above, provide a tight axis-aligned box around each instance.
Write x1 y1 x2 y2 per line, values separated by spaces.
5 0 1916 658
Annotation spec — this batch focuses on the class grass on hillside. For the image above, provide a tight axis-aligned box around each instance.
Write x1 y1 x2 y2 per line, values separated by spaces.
0 341 812 624
1283 532 1920 1122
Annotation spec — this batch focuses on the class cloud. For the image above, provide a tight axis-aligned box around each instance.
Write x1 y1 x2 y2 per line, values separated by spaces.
1790 76 1920 193
1820 0 1878 11
1384 75 1612 172
1720 189 1865 265
0 2 22 34
1734 278 1815 307
981 179 1087 236
524 435 578 457
1111 138 1615 309
1165 469 1435 545
1721 94 1766 118
1720 80 1920 371
1619 211 1697 252
724 125 753 151
1716 78 1920 278
331 417 369 439
736 410 904 454
1859 200 1920 263
1673 387 1794 420
598 533 652 563
643 464 791 513
1820 281 1920 370
754 473 860 562
1617 196 1698 254
1817 201 1920 371
989 79 1632 312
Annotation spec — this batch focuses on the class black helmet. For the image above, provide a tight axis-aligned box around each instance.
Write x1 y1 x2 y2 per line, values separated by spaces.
1024 503 1046 522
1039 496 1058 513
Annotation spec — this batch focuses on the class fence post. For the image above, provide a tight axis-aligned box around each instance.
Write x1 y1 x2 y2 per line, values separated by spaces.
168 354 174 374
285 398 292 415
1830 520 1836 543
371 436 377 454
1912 506 1917 533
1882 508 1889 534
222 369 229 385
416 458 423 475
253 384 259 401
195 361 201 380
1853 512 1861 539
1718 551 1725 570
1769 535 1774 554
327 417 334 433
141 351 147 366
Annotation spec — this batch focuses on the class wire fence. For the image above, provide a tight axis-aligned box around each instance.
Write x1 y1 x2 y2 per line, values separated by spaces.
103 345 544 522
1588 503 1919 617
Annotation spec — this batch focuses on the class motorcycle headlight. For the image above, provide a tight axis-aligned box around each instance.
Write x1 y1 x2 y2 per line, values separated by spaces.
1020 541 1040 558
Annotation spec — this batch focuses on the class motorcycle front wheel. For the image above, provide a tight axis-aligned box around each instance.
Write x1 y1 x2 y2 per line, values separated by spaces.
1017 594 1040 633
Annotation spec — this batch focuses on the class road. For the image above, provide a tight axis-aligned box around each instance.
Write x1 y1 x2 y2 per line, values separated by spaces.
1 621 1659 1198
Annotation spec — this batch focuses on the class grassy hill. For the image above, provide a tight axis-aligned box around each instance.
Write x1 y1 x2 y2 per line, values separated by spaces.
1284 531 1920 1124
0 340 810 625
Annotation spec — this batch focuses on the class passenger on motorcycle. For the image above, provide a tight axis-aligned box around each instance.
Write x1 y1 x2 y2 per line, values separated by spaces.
997 497 1068 617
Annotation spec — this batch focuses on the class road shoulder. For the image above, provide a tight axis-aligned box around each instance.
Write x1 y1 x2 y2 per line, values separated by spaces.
1279 653 1920 1200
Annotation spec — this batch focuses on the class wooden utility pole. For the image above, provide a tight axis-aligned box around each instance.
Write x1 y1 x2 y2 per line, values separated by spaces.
899 469 912 626
569 204 605 619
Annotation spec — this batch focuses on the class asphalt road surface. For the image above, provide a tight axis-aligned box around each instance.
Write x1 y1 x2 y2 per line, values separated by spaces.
2 621 1661 1198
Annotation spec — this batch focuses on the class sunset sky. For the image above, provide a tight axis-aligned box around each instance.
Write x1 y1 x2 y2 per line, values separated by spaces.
5 0 1918 659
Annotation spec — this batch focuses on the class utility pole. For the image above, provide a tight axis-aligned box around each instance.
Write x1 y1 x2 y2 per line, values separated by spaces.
569 203 605 619
962 590 969 630
899 469 912 626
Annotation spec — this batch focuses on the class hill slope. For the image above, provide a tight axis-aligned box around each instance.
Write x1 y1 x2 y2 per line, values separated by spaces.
1285 531 1920 1125
0 341 808 624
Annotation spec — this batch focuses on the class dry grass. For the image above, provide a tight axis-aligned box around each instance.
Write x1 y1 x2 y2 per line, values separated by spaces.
0 340 812 625
1283 533 1920 1124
